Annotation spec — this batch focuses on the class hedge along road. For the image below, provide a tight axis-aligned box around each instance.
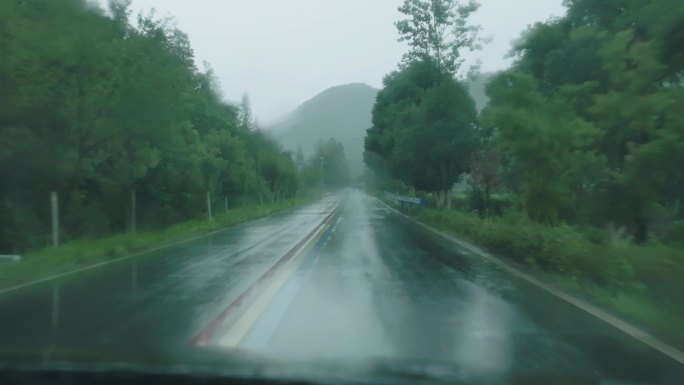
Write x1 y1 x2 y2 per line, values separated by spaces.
0 190 683 384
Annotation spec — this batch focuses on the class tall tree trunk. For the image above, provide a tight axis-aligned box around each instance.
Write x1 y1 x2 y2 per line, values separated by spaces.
224 196 228 212
130 188 136 235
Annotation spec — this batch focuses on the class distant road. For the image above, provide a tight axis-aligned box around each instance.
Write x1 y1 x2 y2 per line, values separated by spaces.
0 190 682 384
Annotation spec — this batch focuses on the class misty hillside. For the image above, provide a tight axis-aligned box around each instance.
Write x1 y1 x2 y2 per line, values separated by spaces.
269 83 378 176
269 77 491 176
467 72 494 112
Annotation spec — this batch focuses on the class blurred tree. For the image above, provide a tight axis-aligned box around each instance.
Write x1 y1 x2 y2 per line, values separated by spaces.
483 72 602 223
365 60 478 207
307 139 351 189
239 93 254 130
396 0 482 76
468 149 502 216
0 0 303 252
482 0 684 240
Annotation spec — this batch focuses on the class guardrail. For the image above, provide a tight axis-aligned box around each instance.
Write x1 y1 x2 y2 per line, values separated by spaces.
385 192 426 208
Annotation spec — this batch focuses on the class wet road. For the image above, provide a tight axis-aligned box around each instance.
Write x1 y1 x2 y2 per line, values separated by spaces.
0 195 340 357
1 190 683 384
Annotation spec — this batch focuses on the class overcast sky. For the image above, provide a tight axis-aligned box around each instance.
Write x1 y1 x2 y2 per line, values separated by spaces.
100 0 566 124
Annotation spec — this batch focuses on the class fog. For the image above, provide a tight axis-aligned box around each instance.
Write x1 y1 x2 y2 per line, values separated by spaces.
98 0 565 123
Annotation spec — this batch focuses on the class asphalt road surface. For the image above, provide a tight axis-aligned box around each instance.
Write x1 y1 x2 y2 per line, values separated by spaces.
0 190 683 384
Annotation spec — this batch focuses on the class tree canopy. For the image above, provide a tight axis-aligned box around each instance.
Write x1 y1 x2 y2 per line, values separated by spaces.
365 59 478 204
0 0 302 252
482 0 684 241
366 1 482 206
396 0 482 76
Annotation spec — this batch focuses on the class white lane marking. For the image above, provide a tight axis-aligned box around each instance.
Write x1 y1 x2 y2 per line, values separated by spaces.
376 198 684 366
331 216 342 234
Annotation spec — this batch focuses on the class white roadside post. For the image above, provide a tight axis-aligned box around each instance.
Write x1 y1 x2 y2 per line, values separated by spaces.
50 191 59 248
207 190 213 221
130 189 137 234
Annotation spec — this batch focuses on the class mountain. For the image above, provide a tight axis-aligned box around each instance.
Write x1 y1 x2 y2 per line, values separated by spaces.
268 77 490 176
467 72 494 112
268 83 378 176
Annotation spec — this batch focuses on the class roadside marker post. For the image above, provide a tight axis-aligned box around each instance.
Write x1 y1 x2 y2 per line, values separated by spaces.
50 191 59 248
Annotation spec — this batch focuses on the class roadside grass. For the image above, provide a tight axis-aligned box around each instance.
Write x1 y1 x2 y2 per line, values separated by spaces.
405 206 684 350
0 192 322 290
611 294 684 348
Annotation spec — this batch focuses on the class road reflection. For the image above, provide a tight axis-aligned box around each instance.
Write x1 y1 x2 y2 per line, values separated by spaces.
454 284 514 375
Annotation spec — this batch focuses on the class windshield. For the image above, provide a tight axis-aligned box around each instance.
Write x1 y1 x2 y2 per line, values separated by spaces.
1 1 683 384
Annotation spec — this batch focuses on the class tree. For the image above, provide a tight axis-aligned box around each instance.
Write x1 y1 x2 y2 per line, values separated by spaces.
239 93 253 130
0 0 304 252
365 60 478 207
483 72 601 223
590 30 684 242
396 0 482 76
468 149 501 216
480 0 684 243
299 139 350 189
261 151 299 201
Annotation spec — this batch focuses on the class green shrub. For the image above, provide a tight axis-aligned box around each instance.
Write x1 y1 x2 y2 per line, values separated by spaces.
663 220 684 246
416 209 633 286
413 207 683 323
622 245 684 311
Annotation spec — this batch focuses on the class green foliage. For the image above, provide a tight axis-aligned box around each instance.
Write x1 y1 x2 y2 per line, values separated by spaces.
483 72 601 223
396 0 482 76
483 0 684 241
374 0 684 347
300 138 351 189
467 149 502 216
0 0 302 253
417 209 633 286
365 59 478 201
366 1 481 202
